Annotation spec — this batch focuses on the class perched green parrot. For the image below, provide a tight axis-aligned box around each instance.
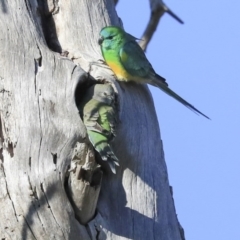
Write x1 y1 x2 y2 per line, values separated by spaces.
98 26 209 119
80 83 119 173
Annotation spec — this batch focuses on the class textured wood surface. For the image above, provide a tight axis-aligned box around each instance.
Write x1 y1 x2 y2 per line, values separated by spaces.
0 0 184 239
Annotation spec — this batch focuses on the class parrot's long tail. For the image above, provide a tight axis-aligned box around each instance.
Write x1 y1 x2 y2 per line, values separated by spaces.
96 143 119 174
151 79 210 119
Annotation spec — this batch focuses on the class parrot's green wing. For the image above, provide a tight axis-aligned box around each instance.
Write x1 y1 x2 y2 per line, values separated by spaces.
119 40 209 119
81 84 119 173
83 100 116 139
119 41 167 84
83 105 104 133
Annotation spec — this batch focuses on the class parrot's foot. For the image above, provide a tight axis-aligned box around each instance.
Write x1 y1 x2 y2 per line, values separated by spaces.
112 73 117 79
97 59 107 64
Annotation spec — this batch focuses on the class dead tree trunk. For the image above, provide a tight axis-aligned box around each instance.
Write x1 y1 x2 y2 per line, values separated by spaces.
0 0 184 239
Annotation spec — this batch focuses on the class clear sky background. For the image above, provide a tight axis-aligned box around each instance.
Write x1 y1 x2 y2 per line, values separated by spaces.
117 0 240 239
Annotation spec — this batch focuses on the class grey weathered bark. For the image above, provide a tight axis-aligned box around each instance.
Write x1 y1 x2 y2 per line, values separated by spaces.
0 0 184 239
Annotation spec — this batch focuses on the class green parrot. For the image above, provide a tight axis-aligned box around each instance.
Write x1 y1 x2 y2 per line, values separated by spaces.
98 26 209 119
80 83 119 173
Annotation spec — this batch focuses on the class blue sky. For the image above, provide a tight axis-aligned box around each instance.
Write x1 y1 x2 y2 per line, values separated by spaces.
117 0 240 239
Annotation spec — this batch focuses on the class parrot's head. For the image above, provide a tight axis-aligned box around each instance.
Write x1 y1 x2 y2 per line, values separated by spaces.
98 26 137 50
92 84 115 105
98 26 125 50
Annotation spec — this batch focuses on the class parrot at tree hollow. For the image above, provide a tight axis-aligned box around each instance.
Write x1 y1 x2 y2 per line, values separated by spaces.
79 83 119 173
98 26 209 119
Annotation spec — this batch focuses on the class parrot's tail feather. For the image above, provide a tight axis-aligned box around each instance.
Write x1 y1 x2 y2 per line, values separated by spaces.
155 73 168 86
96 143 119 174
152 80 210 119
108 161 116 174
114 160 120 166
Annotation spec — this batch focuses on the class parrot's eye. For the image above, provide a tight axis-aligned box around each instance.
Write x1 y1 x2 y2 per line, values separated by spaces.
106 35 114 40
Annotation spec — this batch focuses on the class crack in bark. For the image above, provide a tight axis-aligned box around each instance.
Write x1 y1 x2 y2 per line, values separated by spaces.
22 215 37 240
1 162 18 222
0 141 2 161
40 182 66 239
27 178 47 232
21 182 61 239
71 65 78 76
34 43 43 78
51 152 57 165
34 45 43 153
24 0 31 16
27 176 38 199
24 0 36 25
29 157 31 170
0 115 3 161
6 142 14 158
34 44 41 94
37 137 42 173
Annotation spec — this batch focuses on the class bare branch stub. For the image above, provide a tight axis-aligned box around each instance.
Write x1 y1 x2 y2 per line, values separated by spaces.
139 5 165 51
139 0 183 51
67 142 103 225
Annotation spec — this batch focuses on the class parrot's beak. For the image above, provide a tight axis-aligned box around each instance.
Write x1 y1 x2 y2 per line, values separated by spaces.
98 37 104 45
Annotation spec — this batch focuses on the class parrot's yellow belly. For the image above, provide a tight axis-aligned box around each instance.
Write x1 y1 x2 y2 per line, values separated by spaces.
107 61 134 82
